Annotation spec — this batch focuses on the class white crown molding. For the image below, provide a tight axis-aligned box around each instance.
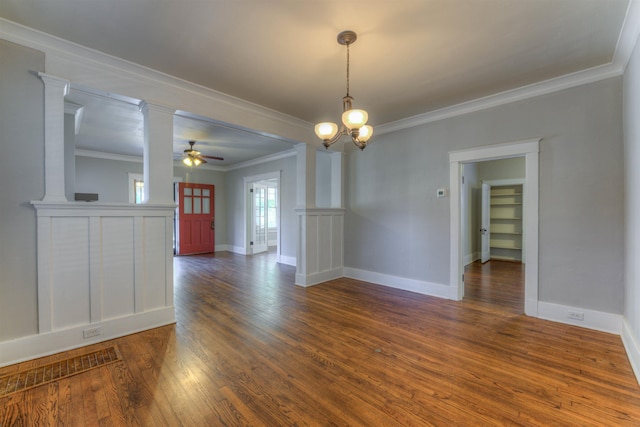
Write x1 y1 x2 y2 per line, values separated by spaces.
376 63 624 135
75 147 297 172
613 0 640 71
225 148 297 171
0 17 312 136
3 5 639 139
75 148 142 163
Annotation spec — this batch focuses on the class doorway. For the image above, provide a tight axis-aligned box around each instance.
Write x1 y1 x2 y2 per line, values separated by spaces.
244 171 281 260
449 139 540 316
175 182 215 255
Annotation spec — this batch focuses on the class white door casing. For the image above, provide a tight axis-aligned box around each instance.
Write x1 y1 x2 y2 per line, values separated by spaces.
449 138 540 316
480 183 491 263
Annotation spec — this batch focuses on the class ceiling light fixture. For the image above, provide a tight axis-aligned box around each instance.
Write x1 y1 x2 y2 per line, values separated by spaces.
315 30 373 150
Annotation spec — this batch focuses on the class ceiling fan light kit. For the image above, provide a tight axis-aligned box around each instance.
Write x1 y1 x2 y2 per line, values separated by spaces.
315 30 373 150
182 140 224 166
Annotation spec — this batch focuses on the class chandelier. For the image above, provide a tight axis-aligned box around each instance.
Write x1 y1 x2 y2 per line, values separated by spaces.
315 30 373 150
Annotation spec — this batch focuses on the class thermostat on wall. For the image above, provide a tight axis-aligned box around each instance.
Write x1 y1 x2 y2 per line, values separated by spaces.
436 188 446 198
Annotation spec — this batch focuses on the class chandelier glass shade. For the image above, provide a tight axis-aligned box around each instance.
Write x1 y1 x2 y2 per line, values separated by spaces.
315 30 373 150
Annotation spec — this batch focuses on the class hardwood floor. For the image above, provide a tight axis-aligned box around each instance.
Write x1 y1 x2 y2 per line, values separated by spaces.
2 252 640 425
464 260 525 314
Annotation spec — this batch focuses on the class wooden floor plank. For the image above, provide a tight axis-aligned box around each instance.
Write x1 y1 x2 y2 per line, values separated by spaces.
1 253 640 425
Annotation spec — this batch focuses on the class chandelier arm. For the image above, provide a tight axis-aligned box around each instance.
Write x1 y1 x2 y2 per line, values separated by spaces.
322 126 348 148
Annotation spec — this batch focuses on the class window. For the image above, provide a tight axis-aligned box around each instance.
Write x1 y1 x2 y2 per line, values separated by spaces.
134 180 144 204
267 186 277 229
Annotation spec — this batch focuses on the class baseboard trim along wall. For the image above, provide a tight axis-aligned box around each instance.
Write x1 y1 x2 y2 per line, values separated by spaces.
295 267 343 288
343 267 456 300
278 255 296 267
537 301 622 335
622 320 640 384
0 307 175 368
464 252 480 266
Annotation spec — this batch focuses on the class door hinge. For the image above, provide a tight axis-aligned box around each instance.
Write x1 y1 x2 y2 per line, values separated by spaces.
462 274 465 282
462 176 465 184
250 188 254 193
250 241 253 246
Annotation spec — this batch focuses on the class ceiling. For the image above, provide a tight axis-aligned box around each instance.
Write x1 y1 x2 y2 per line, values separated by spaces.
0 0 631 165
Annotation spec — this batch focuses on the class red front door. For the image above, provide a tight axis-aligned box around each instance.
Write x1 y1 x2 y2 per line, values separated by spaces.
177 183 215 255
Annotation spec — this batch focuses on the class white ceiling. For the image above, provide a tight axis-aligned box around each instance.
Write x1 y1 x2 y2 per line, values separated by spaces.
0 0 632 164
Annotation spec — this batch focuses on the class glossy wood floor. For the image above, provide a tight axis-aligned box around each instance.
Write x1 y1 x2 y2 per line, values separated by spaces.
2 252 640 426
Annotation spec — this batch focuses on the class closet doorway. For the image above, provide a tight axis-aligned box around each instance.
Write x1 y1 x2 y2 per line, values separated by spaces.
449 139 540 316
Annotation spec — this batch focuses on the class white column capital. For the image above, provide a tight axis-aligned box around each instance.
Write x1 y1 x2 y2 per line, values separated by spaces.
38 72 70 94
138 100 175 116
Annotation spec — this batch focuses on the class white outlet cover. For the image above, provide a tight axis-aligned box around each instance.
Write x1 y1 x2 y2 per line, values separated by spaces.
437 188 446 198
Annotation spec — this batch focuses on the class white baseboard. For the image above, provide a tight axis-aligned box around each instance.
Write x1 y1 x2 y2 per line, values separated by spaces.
537 301 621 334
278 254 296 267
228 245 248 255
214 244 229 252
295 267 343 287
622 319 640 385
343 267 455 300
0 307 176 368
464 252 480 266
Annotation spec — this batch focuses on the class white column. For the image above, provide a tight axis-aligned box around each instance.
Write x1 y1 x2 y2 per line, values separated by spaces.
38 73 70 203
295 143 316 208
139 101 175 205
330 151 344 208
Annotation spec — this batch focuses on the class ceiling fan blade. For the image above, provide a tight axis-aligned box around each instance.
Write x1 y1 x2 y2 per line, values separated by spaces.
201 155 224 161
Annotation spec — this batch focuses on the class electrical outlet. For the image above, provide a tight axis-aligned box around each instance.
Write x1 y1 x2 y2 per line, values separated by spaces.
83 326 101 339
567 311 584 321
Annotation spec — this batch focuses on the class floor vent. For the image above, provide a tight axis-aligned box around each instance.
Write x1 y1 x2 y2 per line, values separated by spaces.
0 346 122 397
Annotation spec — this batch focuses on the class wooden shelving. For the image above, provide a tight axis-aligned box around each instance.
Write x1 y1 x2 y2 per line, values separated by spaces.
489 184 523 261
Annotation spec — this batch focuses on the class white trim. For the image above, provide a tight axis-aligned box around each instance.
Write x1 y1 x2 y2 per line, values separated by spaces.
464 251 480 266
449 139 540 316
295 267 343 288
613 0 640 71
214 244 229 252
622 320 640 384
225 149 297 171
0 307 175 368
75 147 296 172
0 18 312 140
229 245 248 255
377 64 623 135
278 255 297 267
344 267 456 300
77 149 143 163
243 171 282 258
537 302 622 335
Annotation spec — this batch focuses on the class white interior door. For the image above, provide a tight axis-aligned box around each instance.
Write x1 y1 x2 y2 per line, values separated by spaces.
480 183 491 263
252 183 268 254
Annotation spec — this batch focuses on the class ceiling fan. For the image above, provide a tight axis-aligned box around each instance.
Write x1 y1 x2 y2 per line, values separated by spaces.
181 140 224 166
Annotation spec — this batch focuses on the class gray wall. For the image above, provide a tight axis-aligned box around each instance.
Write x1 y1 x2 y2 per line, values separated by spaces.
225 155 297 258
74 157 227 245
623 32 640 349
346 77 624 314
75 156 142 203
0 40 45 341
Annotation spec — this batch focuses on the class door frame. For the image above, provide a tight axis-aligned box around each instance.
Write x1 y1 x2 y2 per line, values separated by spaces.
449 138 540 316
243 171 281 259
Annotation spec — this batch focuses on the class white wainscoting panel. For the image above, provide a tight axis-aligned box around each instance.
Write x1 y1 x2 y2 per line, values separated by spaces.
102 217 135 319
295 208 344 287
51 216 91 330
0 202 177 367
